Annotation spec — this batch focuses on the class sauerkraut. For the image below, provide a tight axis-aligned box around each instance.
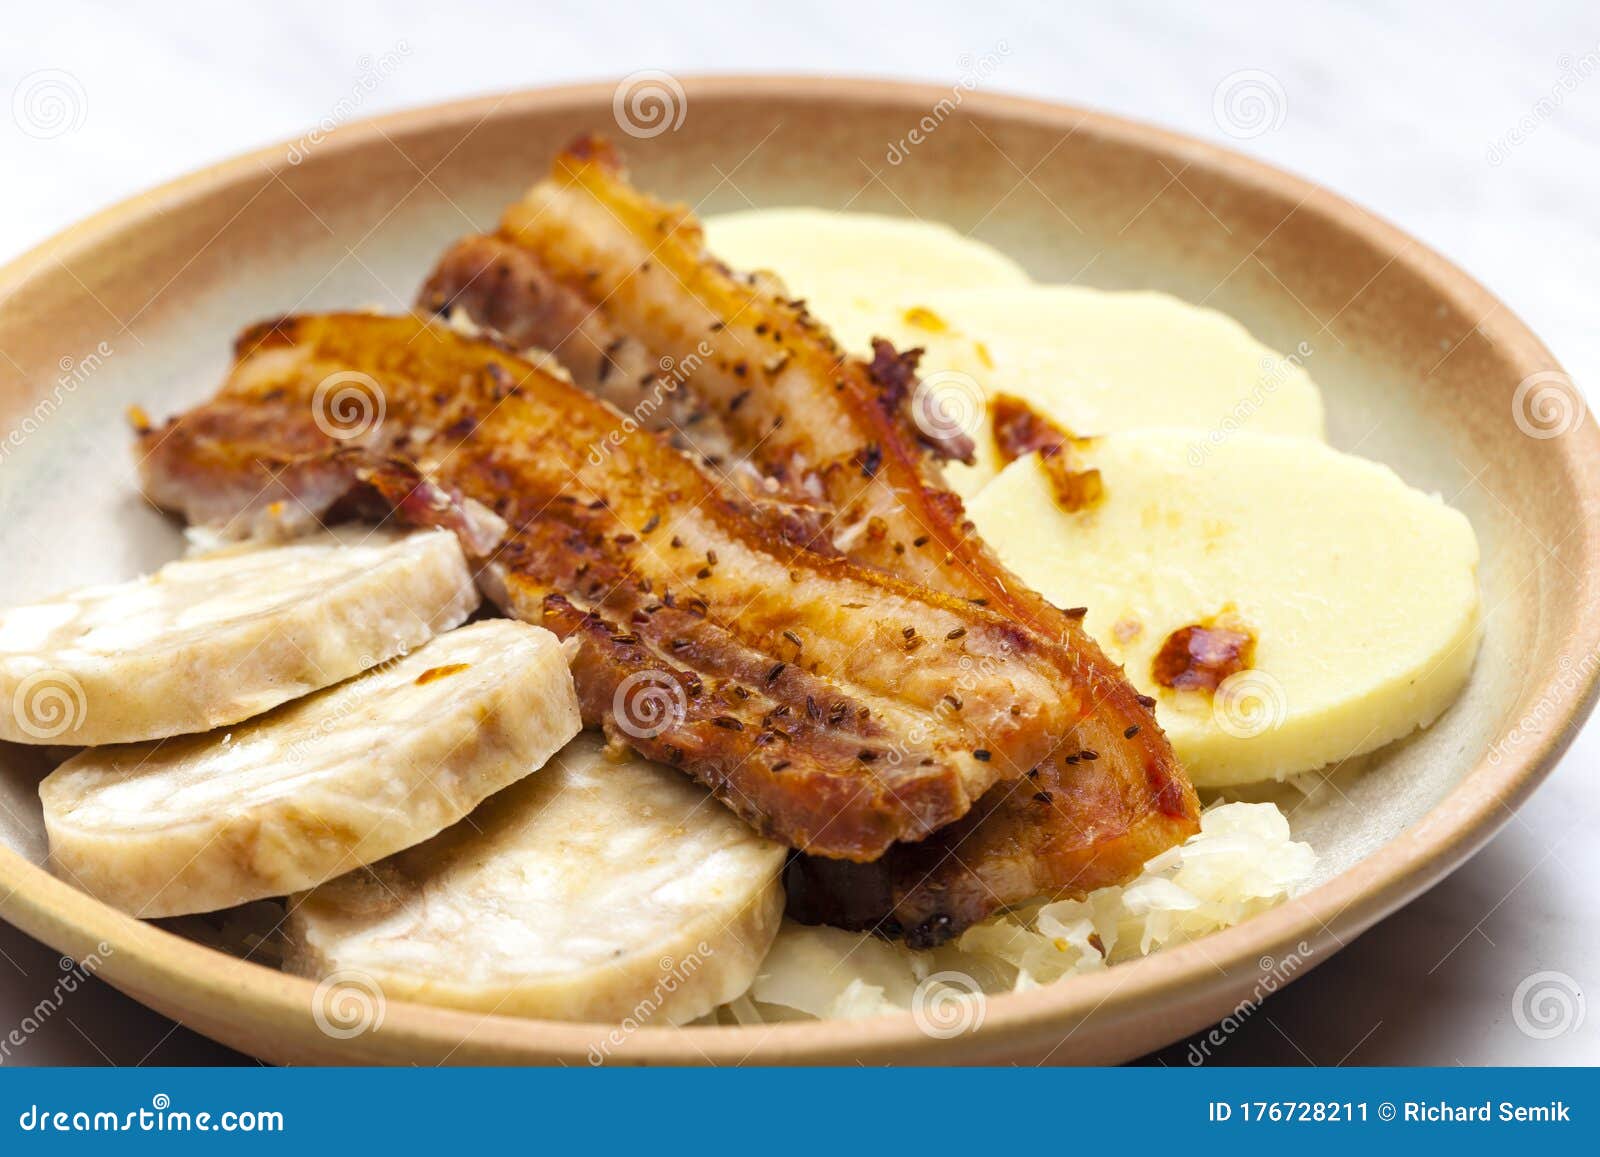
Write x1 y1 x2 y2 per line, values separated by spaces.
724 801 1316 1022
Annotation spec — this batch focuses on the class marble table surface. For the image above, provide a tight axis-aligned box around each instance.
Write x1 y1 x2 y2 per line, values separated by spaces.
0 0 1594 1066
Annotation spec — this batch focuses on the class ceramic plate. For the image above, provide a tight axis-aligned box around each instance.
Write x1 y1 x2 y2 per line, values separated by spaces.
1 77 1596 1064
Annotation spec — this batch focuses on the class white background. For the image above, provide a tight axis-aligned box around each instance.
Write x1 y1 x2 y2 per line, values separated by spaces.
0 0 1595 1065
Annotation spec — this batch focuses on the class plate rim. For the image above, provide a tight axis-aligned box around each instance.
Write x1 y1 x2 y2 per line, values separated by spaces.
1 73 1597 1065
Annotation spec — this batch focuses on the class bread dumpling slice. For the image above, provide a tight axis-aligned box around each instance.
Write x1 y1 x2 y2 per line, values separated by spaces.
285 732 787 1026
40 620 580 916
0 526 479 745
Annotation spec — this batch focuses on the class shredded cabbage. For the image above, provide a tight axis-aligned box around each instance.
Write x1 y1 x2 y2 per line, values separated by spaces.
727 801 1315 1022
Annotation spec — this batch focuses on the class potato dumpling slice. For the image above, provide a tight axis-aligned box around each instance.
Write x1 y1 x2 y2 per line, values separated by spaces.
286 732 787 1027
703 212 1322 503
702 208 1029 346
968 429 1480 786
841 287 1327 499
41 620 580 916
0 526 479 745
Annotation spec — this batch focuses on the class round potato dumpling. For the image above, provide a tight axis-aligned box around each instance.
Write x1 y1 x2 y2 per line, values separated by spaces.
967 428 1481 786
704 210 1325 504
837 286 1327 500
702 208 1029 349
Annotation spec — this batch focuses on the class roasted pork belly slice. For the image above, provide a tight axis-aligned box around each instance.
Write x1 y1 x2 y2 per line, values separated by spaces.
784 749 1197 947
416 139 1200 941
136 311 1100 862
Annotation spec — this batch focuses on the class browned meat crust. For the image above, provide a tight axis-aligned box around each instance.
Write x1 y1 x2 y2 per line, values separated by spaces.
418 234 751 484
136 312 1110 863
417 138 1201 943
785 750 1196 946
